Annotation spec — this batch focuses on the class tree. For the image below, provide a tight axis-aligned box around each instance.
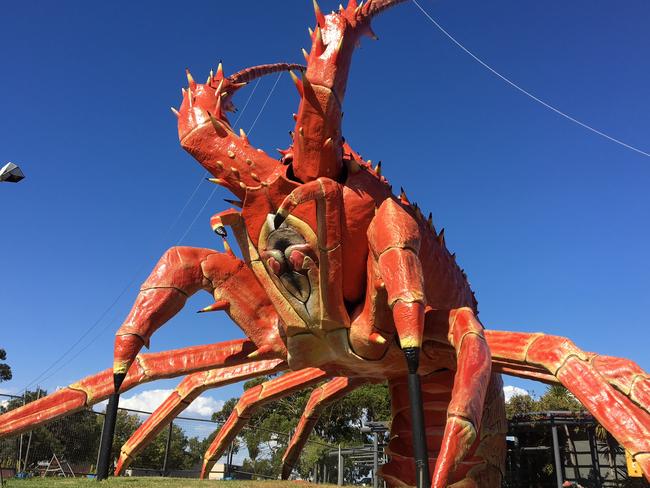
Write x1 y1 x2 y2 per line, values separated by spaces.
110 410 201 471
506 385 583 420
210 377 392 479
505 392 537 420
0 349 12 382
211 397 238 424
506 385 589 487
536 384 582 412
0 389 101 471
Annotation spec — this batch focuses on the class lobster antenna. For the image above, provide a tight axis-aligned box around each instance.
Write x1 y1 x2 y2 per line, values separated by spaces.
365 0 409 18
229 62 306 85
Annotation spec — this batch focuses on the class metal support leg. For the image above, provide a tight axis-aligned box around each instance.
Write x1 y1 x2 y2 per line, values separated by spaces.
404 348 430 488
96 392 120 480
551 423 563 488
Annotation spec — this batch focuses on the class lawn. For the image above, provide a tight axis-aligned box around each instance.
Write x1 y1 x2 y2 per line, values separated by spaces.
3 478 340 488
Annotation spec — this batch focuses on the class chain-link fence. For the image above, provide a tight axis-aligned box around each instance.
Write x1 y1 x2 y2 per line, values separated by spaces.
1 394 646 486
0 392 335 480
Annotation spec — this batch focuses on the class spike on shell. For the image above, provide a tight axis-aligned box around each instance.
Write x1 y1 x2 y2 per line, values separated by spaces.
437 228 446 247
224 198 243 208
313 0 325 26
208 113 228 138
197 299 229 313
186 68 196 89
289 71 303 97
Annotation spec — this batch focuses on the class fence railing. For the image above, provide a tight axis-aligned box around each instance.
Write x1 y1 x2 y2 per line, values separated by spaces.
0 392 334 480
0 395 642 486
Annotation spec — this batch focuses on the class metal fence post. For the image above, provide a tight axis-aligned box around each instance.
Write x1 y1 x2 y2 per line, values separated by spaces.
337 444 343 486
162 420 173 476
373 432 379 488
551 421 563 488
588 428 602 488
22 388 41 472
95 412 106 475
17 394 25 473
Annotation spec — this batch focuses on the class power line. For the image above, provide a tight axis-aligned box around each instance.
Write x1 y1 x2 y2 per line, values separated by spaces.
175 78 263 244
248 72 283 135
171 77 263 243
17 76 275 395
18 277 141 393
411 0 650 158
176 72 284 244
25 308 125 389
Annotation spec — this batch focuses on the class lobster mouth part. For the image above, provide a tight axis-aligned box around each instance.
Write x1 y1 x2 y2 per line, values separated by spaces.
262 225 317 304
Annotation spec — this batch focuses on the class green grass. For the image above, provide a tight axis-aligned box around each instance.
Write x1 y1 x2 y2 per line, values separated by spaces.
3 478 340 488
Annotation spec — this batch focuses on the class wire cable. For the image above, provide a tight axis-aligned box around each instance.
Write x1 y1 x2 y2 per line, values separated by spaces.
176 72 282 245
175 78 263 244
176 72 283 244
411 0 650 158
17 76 270 395
171 78 263 242
18 281 139 393
248 72 283 135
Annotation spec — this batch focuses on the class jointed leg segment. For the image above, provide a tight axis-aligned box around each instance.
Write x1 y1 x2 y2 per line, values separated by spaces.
281 377 365 479
431 308 492 488
115 359 287 475
0 339 260 438
200 368 329 478
114 245 286 386
486 330 650 480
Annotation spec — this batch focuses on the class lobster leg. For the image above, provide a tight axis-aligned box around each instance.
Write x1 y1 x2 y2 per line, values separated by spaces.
430 308 492 488
114 359 287 475
382 371 507 488
369 198 431 486
280 377 365 479
486 330 650 481
0 339 259 438
113 246 286 386
200 368 329 479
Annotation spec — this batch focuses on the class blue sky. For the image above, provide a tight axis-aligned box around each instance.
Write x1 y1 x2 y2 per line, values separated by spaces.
1 0 648 430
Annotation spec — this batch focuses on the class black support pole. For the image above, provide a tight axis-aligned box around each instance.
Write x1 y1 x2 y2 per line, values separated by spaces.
404 347 430 488
96 373 124 481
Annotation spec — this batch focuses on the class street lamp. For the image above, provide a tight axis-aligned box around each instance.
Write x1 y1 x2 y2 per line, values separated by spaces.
0 162 25 183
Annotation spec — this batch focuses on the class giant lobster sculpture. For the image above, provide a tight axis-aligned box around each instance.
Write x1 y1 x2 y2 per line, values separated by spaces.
1 1 648 486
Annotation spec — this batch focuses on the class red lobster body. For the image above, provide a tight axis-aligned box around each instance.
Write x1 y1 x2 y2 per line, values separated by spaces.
0 1 648 487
